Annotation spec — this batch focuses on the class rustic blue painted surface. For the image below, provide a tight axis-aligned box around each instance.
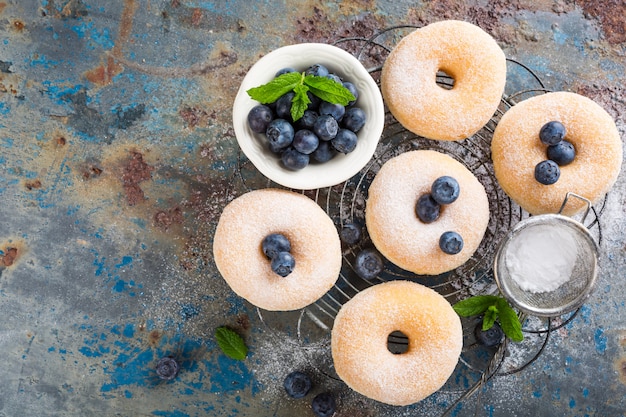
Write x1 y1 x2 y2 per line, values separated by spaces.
0 1 624 416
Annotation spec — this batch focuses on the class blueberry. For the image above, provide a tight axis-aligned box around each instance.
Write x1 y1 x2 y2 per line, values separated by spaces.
431 176 460 205
311 141 337 163
439 231 464 255
474 321 504 347
534 159 560 185
313 114 339 141
319 101 345 122
331 129 358 154
247 105 274 134
266 119 294 153
275 67 297 77
547 140 575 166
306 91 321 111
342 107 366 133
281 147 309 170
271 251 296 277
539 121 566 146
305 64 329 77
156 356 180 380
297 110 319 130
339 222 362 245
342 81 359 106
326 73 342 84
275 92 295 121
262 233 291 259
283 371 312 399
293 129 319 155
354 248 384 280
415 194 440 223
311 392 336 417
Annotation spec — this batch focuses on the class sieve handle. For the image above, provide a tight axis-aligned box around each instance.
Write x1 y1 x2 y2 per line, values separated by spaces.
558 192 592 222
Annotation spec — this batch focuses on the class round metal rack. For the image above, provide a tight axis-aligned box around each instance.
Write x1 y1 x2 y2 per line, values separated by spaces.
238 26 605 415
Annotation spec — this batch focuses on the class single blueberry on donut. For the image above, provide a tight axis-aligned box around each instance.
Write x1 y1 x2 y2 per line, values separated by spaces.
416 194 440 223
534 160 560 185
439 231 464 255
547 140 576 166
283 371 312 399
262 233 291 259
354 248 384 280
271 251 296 277
474 322 504 347
539 121 566 146
431 176 460 205
311 392 336 417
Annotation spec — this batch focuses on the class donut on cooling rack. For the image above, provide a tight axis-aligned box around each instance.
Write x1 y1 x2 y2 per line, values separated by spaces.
331 280 462 406
380 20 507 141
491 91 623 216
213 188 342 311
365 150 490 275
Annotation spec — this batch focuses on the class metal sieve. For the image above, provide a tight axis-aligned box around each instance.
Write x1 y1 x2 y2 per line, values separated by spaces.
494 193 599 317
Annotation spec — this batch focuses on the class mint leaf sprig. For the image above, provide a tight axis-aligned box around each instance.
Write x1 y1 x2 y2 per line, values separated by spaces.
453 295 524 342
215 326 248 360
246 71 356 122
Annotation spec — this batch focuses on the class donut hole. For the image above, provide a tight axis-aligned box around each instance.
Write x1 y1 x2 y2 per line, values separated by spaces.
436 69 455 90
387 330 410 354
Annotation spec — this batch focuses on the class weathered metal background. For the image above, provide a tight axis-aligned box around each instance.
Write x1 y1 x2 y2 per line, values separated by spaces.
0 1 624 416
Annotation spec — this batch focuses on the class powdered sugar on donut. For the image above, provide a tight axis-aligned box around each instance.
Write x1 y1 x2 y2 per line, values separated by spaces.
492 91 623 215
331 280 462 406
213 189 342 311
365 150 490 275
381 20 507 141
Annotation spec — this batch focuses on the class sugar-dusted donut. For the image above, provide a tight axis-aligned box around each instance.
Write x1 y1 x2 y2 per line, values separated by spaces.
365 150 490 275
492 91 623 215
213 188 341 311
331 280 462 406
381 20 507 141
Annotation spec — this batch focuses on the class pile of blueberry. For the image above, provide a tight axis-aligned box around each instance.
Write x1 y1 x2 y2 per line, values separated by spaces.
247 64 366 170
284 371 336 417
262 233 295 277
415 176 464 255
534 120 576 185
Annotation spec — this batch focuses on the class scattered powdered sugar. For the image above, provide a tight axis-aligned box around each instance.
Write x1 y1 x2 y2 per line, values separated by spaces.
505 224 579 293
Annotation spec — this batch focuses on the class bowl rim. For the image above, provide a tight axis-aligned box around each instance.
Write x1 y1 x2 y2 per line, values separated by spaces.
232 42 385 190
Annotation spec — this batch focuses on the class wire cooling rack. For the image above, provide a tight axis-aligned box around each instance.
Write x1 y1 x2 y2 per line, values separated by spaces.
235 26 606 415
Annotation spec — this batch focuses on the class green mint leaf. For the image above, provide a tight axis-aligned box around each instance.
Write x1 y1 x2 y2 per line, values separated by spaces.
482 305 498 331
291 83 311 122
303 75 355 106
215 326 248 360
453 295 501 317
496 298 524 342
246 71 302 104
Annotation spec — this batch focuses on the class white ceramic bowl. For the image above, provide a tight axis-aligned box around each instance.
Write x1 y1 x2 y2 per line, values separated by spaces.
233 43 385 190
